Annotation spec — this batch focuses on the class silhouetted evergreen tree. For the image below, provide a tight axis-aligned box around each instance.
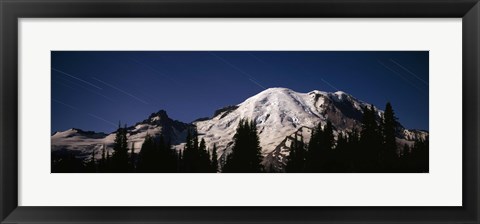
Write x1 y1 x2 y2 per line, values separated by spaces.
193 131 199 168
305 121 335 172
98 144 107 172
305 123 323 172
381 102 399 171
197 138 212 172
182 129 195 172
164 138 178 172
321 121 335 172
359 105 383 172
181 128 212 172
111 123 130 172
286 133 306 172
223 119 263 172
136 133 179 172
211 144 219 173
346 128 361 171
137 134 158 172
158 136 167 171
198 138 207 170
333 132 349 172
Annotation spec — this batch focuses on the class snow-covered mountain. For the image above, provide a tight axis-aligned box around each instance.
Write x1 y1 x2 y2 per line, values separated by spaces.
194 87 427 170
51 87 428 171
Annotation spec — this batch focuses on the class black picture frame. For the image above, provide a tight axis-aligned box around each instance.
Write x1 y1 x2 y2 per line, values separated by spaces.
1 0 479 223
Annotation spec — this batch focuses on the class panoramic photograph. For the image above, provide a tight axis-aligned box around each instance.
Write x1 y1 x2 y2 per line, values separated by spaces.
51 51 429 173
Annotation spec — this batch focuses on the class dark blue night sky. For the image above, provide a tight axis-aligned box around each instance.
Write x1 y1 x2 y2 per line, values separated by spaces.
51 51 429 134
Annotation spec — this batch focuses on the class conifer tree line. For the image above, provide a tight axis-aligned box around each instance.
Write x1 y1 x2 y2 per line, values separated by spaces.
52 123 221 173
52 102 428 173
286 102 429 173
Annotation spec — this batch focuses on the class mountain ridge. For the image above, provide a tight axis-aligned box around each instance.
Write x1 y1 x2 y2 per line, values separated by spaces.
52 87 428 171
